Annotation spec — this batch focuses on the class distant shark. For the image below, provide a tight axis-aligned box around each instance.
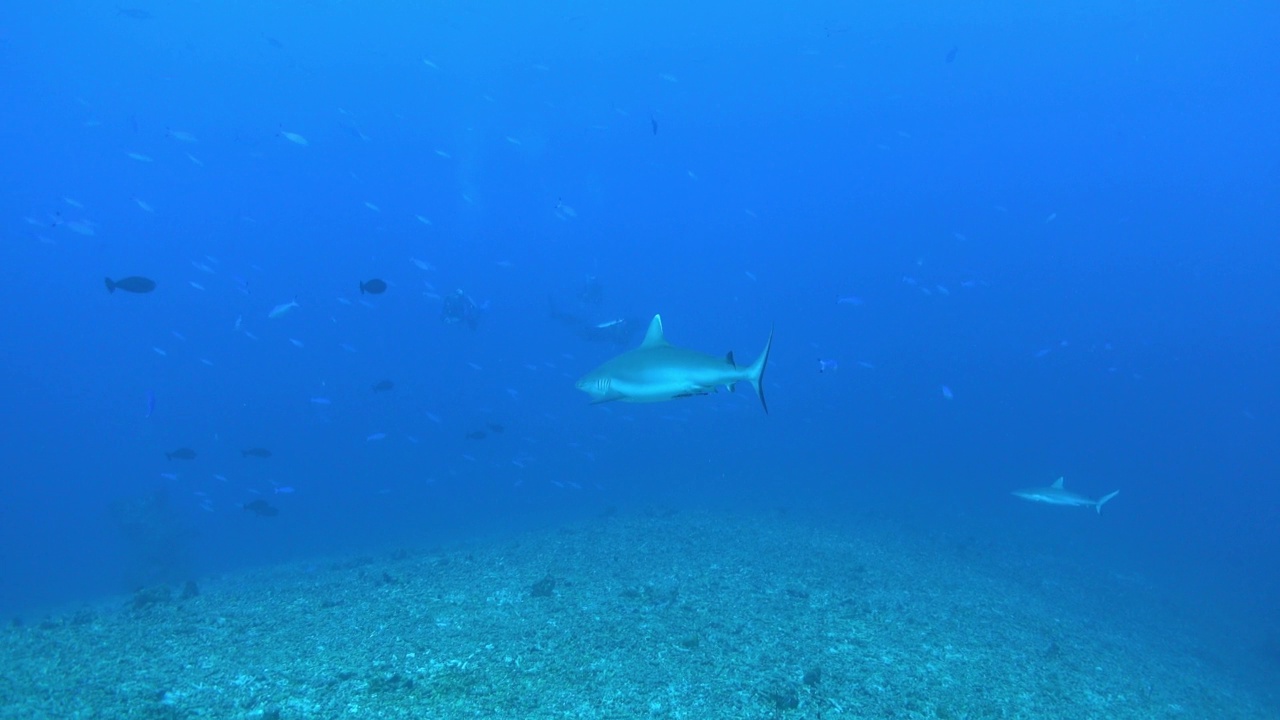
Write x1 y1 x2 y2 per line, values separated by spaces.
1012 477 1120 514
576 314 773 413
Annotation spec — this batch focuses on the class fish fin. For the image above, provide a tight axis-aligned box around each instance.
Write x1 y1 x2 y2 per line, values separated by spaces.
1051 477 1065 489
745 325 773 413
639 314 668 348
725 350 736 367
1096 490 1120 514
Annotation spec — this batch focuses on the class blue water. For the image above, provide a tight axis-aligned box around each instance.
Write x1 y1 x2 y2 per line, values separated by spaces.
0 0 1276 646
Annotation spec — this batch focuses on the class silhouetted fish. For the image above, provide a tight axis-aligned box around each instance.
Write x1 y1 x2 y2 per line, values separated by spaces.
487 423 505 433
243 499 279 517
166 448 197 460
105 276 156 294
372 380 394 392
359 278 387 295
650 116 658 135
946 46 958 64
241 448 272 459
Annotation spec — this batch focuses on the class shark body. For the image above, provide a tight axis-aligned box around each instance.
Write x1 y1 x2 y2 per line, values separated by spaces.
576 314 773 413
1012 477 1119 514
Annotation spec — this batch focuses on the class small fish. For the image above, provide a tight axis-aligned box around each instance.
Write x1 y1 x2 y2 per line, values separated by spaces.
242 499 279 517
166 447 197 461
364 201 380 212
127 152 153 162
414 215 433 226
818 359 838 373
945 45 958 64
941 385 954 400
366 432 387 441
359 278 387 295
371 380 394 392
268 298 299 319
273 486 295 494
837 295 863 306
487 423 505 433
133 198 155 212
165 129 198 143
105 276 156 294
241 447 272 459
280 131 308 146
650 116 658 135
410 258 434 271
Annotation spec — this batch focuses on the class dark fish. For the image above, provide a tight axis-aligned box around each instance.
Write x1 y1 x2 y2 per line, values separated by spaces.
241 448 272 459
487 422 505 433
465 430 487 440
650 116 658 135
359 278 387 295
105 276 156 294
264 35 285 49
372 379 394 392
242 499 279 517
166 448 197 461
945 46 958 64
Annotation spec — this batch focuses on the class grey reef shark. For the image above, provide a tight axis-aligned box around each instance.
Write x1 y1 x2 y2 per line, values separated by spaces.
1012 477 1120 514
576 314 773 413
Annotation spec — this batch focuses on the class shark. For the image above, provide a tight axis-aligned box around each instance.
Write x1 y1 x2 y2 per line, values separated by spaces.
1012 477 1120 514
576 314 773 412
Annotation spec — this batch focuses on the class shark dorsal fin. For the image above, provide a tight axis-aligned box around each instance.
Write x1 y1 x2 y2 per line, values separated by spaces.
1051 477 1065 489
640 314 668 348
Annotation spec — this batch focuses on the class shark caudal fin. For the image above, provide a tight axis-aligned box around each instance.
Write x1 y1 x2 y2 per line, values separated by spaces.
744 325 773 413
1096 490 1120 514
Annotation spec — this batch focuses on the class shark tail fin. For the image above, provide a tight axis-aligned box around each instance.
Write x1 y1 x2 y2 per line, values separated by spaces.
1096 490 1120 514
745 325 773 414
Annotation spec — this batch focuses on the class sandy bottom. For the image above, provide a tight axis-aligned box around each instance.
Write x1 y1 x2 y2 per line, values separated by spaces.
1 510 1274 719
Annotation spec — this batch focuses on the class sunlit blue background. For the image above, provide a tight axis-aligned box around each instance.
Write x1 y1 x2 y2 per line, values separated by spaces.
0 0 1276 640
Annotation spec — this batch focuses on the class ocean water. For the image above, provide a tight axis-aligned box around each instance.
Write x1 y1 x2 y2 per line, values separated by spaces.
1 1 1278 716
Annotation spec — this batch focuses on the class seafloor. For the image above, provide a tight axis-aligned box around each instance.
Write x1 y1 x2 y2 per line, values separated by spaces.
0 510 1274 719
